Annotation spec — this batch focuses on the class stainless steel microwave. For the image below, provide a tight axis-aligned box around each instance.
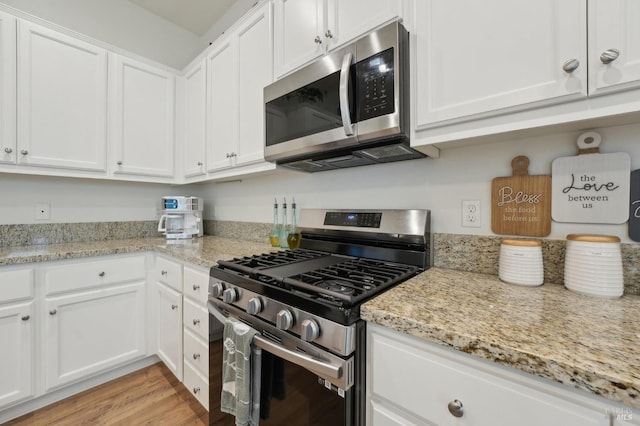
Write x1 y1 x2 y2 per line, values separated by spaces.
264 21 425 172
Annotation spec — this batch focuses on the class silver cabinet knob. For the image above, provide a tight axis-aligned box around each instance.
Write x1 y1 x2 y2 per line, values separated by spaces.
562 58 580 73
222 287 238 303
50 309 57 315
197 161 203 166
600 48 620 64
20 149 28 155
98 271 105 277
300 319 320 342
225 153 232 158
21 315 30 321
192 284 200 291
192 318 200 326
325 30 333 39
210 282 224 298
314 36 322 44
116 160 123 165
171 304 178 310
276 310 294 330
448 399 464 418
247 297 262 315
161 270 168 276
4 147 12 154
193 353 200 360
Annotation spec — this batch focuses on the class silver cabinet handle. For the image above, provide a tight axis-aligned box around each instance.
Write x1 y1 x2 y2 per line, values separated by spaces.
562 59 580 73
192 319 200 325
193 284 200 291
600 48 620 64
325 30 333 39
20 149 28 155
225 152 237 158
197 161 203 166
171 304 178 310
192 387 200 394
50 309 57 315
4 147 12 154
161 270 168 276
193 353 200 360
22 315 30 321
116 160 123 165
226 153 231 158
448 399 464 418
314 36 322 44
98 271 105 277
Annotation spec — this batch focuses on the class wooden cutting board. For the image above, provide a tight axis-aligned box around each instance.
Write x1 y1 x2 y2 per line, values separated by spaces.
630 169 640 241
551 132 630 224
491 156 551 237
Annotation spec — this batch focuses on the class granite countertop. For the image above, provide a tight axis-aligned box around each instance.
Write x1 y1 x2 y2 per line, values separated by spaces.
362 267 640 409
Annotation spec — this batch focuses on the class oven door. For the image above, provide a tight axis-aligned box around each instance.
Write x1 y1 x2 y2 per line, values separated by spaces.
208 299 362 426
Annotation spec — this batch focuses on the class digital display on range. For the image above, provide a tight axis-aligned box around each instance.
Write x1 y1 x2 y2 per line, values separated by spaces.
323 212 382 228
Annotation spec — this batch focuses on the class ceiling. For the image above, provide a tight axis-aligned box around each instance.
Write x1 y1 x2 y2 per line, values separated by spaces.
129 0 237 36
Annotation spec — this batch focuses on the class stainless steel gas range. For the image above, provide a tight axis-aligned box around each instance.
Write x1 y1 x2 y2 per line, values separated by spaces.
207 209 431 426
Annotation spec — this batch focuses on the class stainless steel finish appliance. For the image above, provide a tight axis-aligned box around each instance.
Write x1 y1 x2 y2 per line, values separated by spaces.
264 21 426 172
157 196 204 239
208 208 431 425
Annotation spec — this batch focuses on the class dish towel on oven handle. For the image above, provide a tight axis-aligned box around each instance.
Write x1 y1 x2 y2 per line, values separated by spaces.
221 317 262 426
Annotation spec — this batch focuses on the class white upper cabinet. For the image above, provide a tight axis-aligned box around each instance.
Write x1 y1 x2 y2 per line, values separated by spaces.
588 0 640 95
182 60 207 178
110 54 175 178
17 21 108 171
274 0 402 78
415 0 586 127
0 12 15 165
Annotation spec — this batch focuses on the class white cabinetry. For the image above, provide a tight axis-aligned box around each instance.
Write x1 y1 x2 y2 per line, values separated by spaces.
17 20 108 171
154 256 183 381
0 268 34 409
110 54 175 178
273 0 402 78
206 2 275 177
367 323 631 426
42 256 147 391
0 11 15 165
182 59 207 178
182 266 210 410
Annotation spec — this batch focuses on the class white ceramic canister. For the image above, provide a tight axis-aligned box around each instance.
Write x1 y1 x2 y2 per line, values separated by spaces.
499 239 544 286
564 234 623 298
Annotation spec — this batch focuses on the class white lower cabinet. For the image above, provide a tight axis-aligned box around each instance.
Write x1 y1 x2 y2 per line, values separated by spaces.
367 323 629 426
43 256 147 391
0 268 35 409
155 280 183 381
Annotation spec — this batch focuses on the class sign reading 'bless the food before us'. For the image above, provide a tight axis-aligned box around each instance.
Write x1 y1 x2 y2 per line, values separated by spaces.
551 132 630 224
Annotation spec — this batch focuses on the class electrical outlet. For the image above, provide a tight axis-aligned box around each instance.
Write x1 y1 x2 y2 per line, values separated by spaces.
462 200 481 228
35 203 50 221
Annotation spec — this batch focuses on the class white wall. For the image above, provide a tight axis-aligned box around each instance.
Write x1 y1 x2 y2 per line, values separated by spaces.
186 123 640 243
0 0 202 69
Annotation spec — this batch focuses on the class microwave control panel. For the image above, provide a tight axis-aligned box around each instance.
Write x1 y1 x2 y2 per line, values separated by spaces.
356 48 395 121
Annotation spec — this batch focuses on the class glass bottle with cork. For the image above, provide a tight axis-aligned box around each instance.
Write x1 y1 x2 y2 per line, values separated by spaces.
279 197 289 248
270 198 280 247
287 197 301 249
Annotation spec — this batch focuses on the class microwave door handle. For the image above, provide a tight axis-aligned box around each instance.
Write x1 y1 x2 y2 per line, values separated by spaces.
339 52 354 136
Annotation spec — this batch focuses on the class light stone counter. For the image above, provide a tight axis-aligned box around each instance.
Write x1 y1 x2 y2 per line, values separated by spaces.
361 267 640 409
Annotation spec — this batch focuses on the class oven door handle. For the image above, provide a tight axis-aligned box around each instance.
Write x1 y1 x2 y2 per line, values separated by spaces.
339 52 354 137
252 334 342 381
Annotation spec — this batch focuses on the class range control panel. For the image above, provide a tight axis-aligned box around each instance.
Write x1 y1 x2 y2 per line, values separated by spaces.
323 211 382 228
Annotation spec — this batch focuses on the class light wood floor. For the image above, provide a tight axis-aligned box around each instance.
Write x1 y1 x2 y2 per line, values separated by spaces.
5 362 207 426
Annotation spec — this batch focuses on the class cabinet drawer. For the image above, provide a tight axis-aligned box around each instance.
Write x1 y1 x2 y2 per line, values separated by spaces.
183 266 209 303
183 297 208 340
184 328 208 377
44 255 145 295
156 257 182 291
0 269 33 303
184 362 209 411
369 328 608 426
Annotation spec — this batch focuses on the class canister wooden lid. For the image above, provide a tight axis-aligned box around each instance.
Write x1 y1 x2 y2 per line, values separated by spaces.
566 234 620 243
501 238 542 247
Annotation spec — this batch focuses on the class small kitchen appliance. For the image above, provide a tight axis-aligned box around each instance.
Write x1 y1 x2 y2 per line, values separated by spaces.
208 208 431 425
157 196 203 239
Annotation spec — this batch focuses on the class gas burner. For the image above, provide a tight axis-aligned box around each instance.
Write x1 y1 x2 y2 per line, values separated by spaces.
318 280 356 296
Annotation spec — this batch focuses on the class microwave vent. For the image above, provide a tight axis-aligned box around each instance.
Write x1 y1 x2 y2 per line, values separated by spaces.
356 144 414 160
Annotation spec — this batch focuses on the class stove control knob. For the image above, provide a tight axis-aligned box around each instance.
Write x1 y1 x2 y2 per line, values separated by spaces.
276 310 294 330
300 319 320 342
210 282 224 298
222 287 238 303
247 297 263 315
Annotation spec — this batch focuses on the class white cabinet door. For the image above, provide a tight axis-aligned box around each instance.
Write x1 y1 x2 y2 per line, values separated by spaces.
111 55 175 177
0 12 15 165
588 0 640 95
206 38 237 171
0 301 34 408
182 60 207 178
156 281 183 381
236 3 273 166
273 0 324 78
326 0 401 50
415 0 587 127
17 21 108 171
44 282 146 391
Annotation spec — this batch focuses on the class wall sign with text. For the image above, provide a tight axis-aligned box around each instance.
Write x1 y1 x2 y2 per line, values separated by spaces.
551 132 630 224
630 170 640 241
